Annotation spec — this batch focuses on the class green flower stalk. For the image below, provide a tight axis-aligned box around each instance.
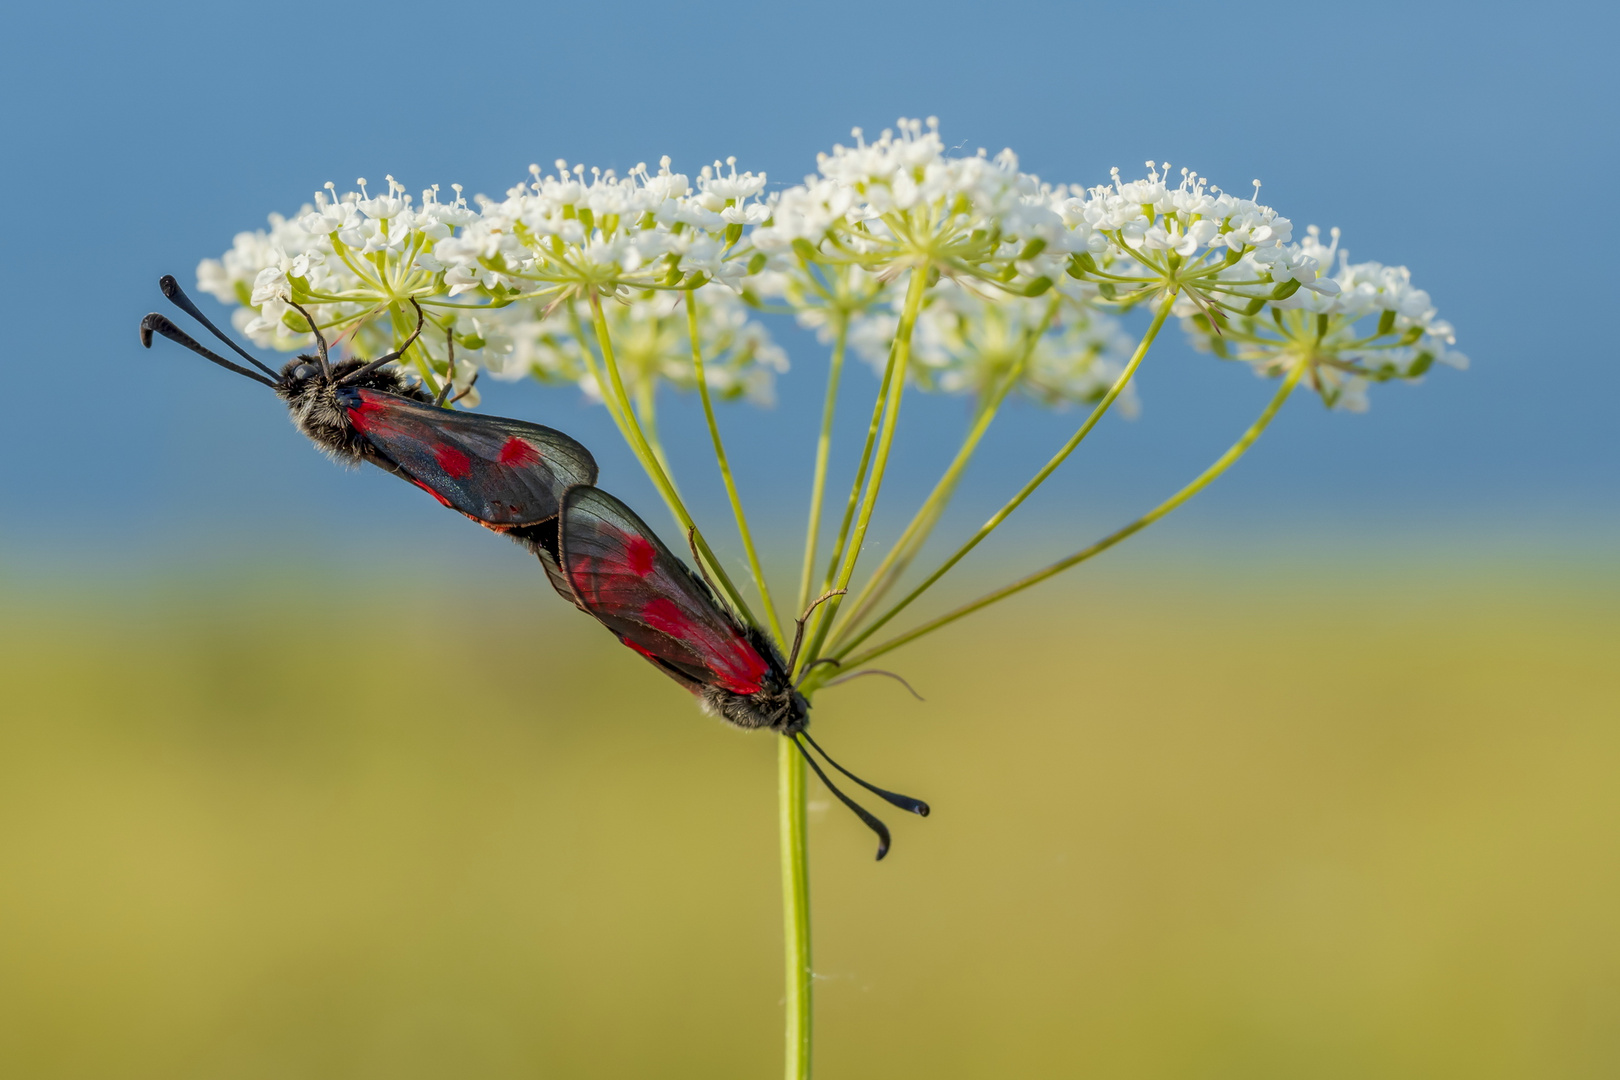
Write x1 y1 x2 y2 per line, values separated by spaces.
196 123 1462 1080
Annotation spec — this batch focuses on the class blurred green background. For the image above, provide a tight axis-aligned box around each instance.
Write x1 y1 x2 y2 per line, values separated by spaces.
4 562 1615 1079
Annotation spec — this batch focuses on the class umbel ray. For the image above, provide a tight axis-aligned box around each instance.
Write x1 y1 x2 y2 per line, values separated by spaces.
138 275 929 858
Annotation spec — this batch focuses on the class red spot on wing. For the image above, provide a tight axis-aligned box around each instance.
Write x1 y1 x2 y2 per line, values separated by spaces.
408 477 454 508
570 522 771 696
346 398 388 434
433 443 472 478
625 535 657 577
637 596 766 694
641 597 693 637
498 436 542 467
706 635 769 695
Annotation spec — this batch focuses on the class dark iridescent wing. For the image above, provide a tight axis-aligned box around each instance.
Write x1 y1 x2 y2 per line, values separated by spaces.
558 486 774 695
339 388 597 526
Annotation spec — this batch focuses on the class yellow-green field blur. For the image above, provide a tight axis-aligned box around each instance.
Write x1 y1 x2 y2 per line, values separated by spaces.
2 564 1617 1078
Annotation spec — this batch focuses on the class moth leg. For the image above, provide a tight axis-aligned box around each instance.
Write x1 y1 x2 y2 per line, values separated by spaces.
335 299 427 386
448 369 479 405
787 588 846 674
793 656 841 690
685 527 727 603
282 296 333 377
823 667 925 701
434 324 457 407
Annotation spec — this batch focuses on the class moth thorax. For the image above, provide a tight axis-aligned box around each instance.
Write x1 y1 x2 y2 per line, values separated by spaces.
701 684 807 733
282 380 366 463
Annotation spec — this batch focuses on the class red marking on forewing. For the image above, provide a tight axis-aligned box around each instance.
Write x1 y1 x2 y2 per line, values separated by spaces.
624 639 664 663
657 603 769 695
408 477 454 508
570 521 771 695
346 398 388 434
433 443 472 478
641 597 693 637
638 596 766 694
625 535 657 577
498 436 542 467
705 631 769 694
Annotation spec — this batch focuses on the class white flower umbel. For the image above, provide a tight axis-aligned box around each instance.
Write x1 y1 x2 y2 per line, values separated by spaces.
1060 163 1339 326
756 118 1076 297
446 156 771 308
197 176 490 394
1180 225 1466 411
767 119 1107 673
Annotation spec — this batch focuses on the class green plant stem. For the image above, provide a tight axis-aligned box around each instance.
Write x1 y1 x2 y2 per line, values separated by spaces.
570 304 641 445
830 291 1176 663
795 314 850 615
632 377 679 490
831 298 1057 643
828 396 982 642
799 265 929 669
795 342 896 675
586 292 756 625
778 736 811 1080
687 293 785 647
835 355 1308 672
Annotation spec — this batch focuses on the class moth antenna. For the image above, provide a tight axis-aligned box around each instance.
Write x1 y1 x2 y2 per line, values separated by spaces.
787 588 846 674
281 297 332 376
434 324 456 406
685 527 727 604
824 668 925 701
156 275 280 379
799 730 929 817
337 299 428 386
793 656 841 690
448 368 479 405
790 734 893 860
139 313 277 388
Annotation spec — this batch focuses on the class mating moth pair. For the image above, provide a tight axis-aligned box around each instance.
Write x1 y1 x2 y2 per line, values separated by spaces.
141 277 928 858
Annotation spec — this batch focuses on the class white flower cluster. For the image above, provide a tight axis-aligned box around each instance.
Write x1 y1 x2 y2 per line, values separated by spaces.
193 122 1459 417
430 156 769 302
196 176 481 363
1179 225 1466 411
194 165 784 403
752 117 1079 296
486 285 788 407
847 279 1137 411
1064 165 1300 261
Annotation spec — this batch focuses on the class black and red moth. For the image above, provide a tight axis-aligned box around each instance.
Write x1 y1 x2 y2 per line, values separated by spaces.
140 275 925 858
534 483 930 859
139 275 597 536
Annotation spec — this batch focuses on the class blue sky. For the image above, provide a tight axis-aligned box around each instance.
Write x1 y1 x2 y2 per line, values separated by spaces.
1 0 1613 575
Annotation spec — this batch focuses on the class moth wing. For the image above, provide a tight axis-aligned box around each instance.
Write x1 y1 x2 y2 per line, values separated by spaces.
340 388 598 526
559 486 773 695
